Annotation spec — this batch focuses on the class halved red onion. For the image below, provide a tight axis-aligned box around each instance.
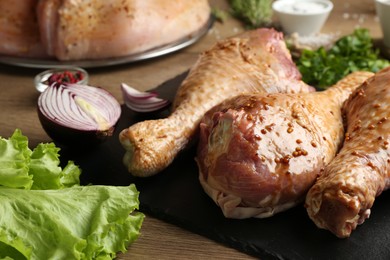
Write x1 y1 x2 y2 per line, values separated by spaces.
37 83 121 145
121 83 170 113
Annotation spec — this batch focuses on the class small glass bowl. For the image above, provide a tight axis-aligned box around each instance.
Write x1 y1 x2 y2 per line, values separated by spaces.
34 67 89 92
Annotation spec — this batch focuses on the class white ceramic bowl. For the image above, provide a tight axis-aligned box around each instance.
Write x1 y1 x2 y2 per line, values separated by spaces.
272 0 333 36
376 0 390 48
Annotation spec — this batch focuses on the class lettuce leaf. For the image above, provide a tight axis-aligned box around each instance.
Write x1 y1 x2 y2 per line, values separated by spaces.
0 129 80 190
0 129 33 189
0 130 144 259
29 143 80 190
0 185 144 260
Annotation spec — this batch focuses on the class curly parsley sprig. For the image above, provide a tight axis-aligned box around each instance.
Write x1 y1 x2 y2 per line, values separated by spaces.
229 0 273 28
296 29 390 89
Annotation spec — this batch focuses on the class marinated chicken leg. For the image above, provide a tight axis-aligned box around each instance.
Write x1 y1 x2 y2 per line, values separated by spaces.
305 67 390 238
119 28 314 177
196 71 372 219
37 0 210 60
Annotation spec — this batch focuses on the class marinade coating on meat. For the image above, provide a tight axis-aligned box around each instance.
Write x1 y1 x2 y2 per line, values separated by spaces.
196 71 372 218
306 67 390 238
120 28 314 177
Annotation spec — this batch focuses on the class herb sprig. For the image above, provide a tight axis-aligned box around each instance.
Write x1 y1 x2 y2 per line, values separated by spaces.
296 29 390 89
229 0 273 28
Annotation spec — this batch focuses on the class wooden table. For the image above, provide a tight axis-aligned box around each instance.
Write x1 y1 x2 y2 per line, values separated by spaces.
0 0 385 259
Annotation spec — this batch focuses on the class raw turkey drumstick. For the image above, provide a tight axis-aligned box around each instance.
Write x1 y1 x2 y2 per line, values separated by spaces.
119 28 314 177
196 71 372 219
305 67 390 238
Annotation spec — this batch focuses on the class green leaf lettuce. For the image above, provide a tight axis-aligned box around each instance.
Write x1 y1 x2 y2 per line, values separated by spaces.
0 129 80 190
29 142 80 190
0 185 144 260
0 129 32 189
0 130 145 259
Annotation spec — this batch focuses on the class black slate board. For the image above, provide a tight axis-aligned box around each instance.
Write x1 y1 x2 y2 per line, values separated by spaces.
58 73 390 260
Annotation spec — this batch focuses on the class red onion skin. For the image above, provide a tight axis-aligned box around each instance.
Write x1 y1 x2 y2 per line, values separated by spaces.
37 106 118 146
37 83 121 146
121 83 170 113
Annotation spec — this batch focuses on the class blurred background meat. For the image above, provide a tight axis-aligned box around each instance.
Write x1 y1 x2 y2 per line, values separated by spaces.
0 0 48 58
0 0 210 60
37 0 211 60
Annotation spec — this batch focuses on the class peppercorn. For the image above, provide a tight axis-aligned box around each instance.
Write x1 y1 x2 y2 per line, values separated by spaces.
47 70 84 86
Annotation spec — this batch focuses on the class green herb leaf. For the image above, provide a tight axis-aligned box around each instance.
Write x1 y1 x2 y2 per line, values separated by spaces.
229 0 273 28
296 28 390 89
211 7 228 23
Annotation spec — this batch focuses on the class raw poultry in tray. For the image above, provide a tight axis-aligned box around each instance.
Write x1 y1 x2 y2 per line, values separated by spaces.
0 0 210 60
